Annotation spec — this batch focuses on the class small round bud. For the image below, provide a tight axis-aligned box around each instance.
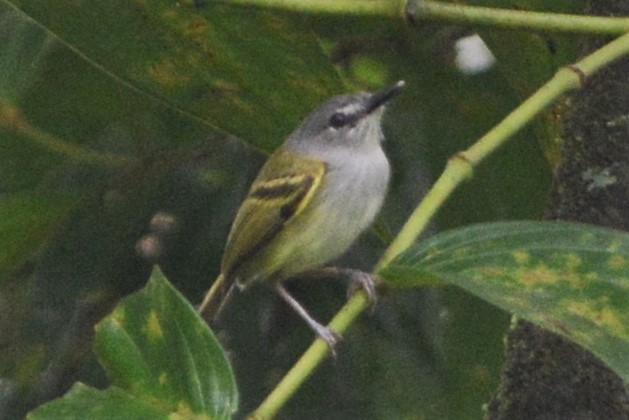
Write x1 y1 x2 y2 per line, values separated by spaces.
149 211 178 234
135 233 163 261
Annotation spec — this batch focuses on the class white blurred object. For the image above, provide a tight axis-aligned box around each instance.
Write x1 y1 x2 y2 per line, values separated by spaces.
455 34 496 75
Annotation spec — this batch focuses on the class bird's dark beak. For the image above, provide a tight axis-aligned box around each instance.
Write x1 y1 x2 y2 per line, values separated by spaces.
366 80 405 114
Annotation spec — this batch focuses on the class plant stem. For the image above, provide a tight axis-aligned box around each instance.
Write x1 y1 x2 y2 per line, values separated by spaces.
213 0 404 16
409 1 629 34
0 103 134 168
210 0 629 35
250 30 629 420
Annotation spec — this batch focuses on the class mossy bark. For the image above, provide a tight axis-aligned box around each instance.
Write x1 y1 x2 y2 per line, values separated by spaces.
488 3 629 419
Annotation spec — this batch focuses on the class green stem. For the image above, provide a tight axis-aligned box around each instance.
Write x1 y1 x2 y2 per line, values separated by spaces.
212 0 629 35
215 0 404 16
409 1 629 34
377 154 472 269
0 104 134 167
250 30 629 420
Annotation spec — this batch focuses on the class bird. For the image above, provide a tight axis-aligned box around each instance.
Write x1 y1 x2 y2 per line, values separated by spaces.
198 81 405 349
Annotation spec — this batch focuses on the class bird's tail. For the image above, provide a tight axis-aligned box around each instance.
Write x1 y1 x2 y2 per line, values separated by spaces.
198 273 234 324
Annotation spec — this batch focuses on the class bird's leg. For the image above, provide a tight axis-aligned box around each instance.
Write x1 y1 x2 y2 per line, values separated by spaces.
273 282 342 353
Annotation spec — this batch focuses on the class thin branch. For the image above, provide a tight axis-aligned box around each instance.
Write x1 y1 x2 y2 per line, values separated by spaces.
408 1 629 35
214 0 403 16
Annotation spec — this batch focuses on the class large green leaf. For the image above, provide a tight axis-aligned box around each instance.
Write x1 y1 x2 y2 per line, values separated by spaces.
4 0 341 151
29 266 238 419
383 221 629 381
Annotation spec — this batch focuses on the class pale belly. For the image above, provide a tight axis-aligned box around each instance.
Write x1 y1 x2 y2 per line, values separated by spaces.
252 148 390 282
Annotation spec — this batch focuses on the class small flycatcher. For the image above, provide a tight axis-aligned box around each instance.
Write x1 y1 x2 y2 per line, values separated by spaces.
199 81 405 348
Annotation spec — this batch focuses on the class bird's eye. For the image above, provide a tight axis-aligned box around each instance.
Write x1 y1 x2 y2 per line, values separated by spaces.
329 112 348 128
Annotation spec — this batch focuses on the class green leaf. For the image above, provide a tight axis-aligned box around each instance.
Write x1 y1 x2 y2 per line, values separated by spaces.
29 266 238 419
5 0 341 151
28 383 168 420
383 221 629 382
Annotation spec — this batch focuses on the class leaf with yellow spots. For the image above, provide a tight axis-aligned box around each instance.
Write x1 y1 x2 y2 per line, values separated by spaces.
382 221 629 383
29 266 238 419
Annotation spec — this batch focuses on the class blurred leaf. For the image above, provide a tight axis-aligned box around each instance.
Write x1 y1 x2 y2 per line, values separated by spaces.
471 0 584 93
29 266 238 419
0 192 77 280
5 0 342 151
384 221 629 382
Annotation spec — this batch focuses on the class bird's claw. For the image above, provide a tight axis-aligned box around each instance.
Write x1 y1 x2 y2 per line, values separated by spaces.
314 325 343 357
346 270 380 307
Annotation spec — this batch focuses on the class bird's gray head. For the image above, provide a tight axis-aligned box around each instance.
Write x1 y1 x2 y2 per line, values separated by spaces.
286 81 405 157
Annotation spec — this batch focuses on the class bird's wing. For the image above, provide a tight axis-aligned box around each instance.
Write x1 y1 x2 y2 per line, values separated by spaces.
221 148 326 282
